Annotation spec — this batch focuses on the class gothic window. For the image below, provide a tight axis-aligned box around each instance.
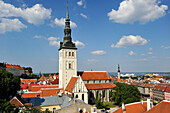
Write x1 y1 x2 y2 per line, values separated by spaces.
69 63 71 69
72 52 74 56
82 94 84 101
69 52 71 56
65 52 67 57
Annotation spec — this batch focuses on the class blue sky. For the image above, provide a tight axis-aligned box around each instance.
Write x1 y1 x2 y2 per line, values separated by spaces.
0 0 170 73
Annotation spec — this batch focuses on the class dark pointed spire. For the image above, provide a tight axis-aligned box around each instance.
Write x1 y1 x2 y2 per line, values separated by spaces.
59 2 77 50
118 64 120 73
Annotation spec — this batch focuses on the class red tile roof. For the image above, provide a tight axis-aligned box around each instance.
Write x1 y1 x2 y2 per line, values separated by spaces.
153 85 167 91
39 74 46 81
146 101 170 113
85 83 116 90
80 72 111 80
20 84 29 90
165 87 170 93
6 64 24 70
65 77 78 92
41 88 64 97
20 79 37 84
10 96 25 107
113 102 147 113
22 92 39 98
116 77 121 82
32 85 59 92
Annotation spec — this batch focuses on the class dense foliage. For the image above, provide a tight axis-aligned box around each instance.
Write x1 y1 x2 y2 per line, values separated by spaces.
0 69 20 100
23 67 33 73
20 74 40 79
0 69 20 112
110 82 141 106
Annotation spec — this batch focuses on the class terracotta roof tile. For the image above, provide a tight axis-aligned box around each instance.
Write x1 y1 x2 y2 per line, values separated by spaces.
22 92 39 98
32 85 59 92
6 64 24 70
165 87 170 93
113 102 147 113
65 77 78 92
146 101 170 113
85 83 116 90
40 88 64 97
20 79 37 84
10 96 25 107
80 72 111 80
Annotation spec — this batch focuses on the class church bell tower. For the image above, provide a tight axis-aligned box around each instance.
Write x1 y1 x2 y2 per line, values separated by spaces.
59 4 77 89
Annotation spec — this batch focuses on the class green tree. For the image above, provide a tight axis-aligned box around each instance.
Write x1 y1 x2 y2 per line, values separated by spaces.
111 82 141 106
0 69 20 100
0 99 18 113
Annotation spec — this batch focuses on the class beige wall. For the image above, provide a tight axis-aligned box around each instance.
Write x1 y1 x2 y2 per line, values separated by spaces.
55 102 92 113
39 105 60 112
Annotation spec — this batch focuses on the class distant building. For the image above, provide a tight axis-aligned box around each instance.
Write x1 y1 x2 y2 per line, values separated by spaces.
153 85 167 102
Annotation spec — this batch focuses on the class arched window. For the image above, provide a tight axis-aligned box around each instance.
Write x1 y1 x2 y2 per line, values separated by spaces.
69 52 71 56
82 94 84 101
69 63 71 69
76 94 78 98
72 52 74 56
65 52 67 57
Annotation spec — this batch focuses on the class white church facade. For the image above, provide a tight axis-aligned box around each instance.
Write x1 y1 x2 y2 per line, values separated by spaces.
58 4 116 104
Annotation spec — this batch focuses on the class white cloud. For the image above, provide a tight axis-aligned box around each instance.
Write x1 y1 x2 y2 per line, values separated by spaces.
54 18 77 28
88 59 98 62
107 0 168 24
137 58 148 61
74 40 85 48
0 1 51 25
150 56 157 59
80 13 87 19
161 45 170 49
128 51 136 56
149 48 153 51
148 52 153 55
111 35 147 48
0 18 27 34
77 0 83 6
141 54 146 56
91 50 106 55
34 35 43 39
48 37 60 47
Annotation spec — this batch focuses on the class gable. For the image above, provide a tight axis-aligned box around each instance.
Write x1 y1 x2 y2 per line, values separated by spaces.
72 76 88 93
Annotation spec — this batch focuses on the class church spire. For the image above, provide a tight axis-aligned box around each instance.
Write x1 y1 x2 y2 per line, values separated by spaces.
59 2 77 50
118 64 120 73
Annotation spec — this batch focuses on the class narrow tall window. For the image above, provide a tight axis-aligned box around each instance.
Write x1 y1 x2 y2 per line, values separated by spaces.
69 63 71 69
69 52 71 56
65 52 67 57
72 52 74 56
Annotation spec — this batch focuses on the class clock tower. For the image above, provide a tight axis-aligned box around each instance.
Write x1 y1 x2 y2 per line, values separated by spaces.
59 4 77 89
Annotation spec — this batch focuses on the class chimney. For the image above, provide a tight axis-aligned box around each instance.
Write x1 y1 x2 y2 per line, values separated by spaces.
122 103 126 112
147 98 152 111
